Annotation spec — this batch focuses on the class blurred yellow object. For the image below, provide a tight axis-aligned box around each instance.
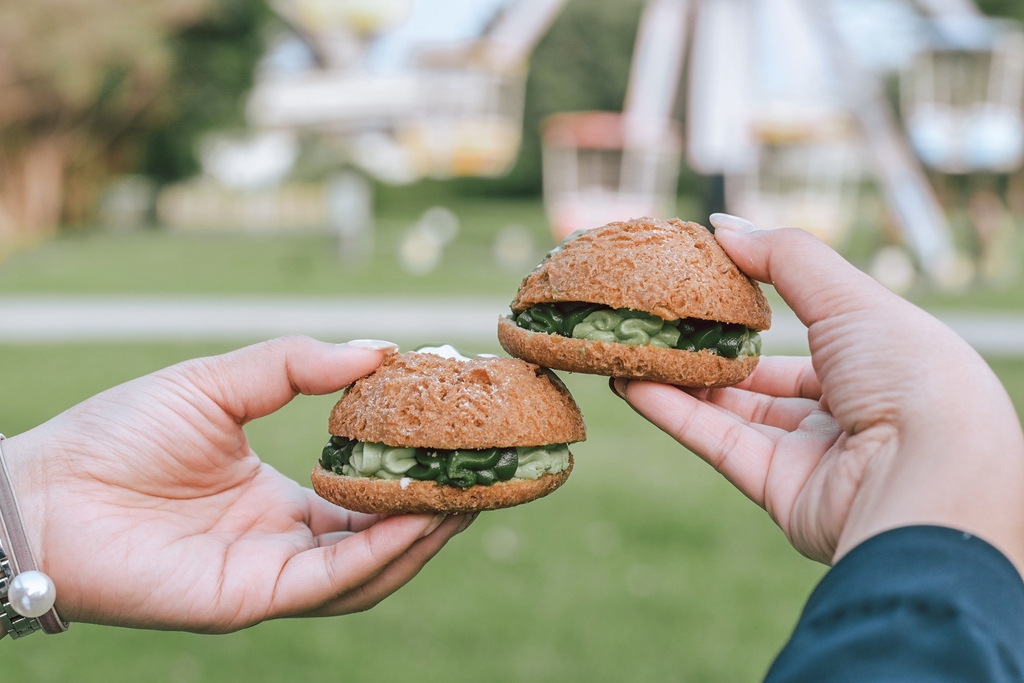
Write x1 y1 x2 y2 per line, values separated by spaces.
401 119 521 178
156 180 328 232
750 104 856 146
291 0 411 34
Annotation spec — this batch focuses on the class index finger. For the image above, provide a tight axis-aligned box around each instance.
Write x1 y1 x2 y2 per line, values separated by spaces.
734 356 822 400
620 379 777 506
709 215 900 331
272 513 453 617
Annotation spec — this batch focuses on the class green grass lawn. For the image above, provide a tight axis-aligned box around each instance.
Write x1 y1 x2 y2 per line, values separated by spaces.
0 191 551 297
0 341 826 682
5 343 1024 681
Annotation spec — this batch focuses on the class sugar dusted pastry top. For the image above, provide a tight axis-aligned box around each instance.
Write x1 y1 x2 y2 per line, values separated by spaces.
328 351 586 450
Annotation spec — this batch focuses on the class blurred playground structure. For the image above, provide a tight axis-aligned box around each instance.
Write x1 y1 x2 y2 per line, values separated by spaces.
160 0 1024 288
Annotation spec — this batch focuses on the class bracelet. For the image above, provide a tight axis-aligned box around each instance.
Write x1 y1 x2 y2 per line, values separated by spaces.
0 435 68 637
1 541 44 638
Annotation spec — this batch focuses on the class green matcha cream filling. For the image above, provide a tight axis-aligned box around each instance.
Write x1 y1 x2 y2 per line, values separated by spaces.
513 302 761 359
320 437 570 489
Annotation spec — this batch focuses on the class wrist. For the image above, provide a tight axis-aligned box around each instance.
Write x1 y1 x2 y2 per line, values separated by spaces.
0 434 50 571
0 434 68 637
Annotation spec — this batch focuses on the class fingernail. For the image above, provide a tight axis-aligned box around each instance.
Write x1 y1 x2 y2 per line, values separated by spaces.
339 339 399 352
709 213 758 234
457 512 480 534
609 377 630 399
420 513 447 538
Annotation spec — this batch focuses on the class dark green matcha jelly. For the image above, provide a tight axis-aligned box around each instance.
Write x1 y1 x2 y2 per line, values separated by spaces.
321 436 520 489
512 302 761 359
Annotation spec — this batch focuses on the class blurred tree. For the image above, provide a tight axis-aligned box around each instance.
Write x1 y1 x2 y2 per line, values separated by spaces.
977 0 1024 22
137 0 271 184
0 0 267 244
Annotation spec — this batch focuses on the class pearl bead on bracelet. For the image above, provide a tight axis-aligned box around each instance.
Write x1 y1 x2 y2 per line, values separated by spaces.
8 570 57 619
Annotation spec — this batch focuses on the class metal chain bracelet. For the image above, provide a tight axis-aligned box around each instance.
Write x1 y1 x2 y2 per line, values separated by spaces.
0 434 68 638
0 541 44 638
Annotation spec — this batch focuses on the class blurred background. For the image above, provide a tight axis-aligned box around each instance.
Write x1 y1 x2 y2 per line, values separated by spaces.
2 0 1024 680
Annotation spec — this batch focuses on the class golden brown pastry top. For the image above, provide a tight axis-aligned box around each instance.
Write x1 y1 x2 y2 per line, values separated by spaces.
510 217 772 330
328 351 586 450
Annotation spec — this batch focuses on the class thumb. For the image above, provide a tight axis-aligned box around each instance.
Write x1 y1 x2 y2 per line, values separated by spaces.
709 214 896 330
168 336 398 424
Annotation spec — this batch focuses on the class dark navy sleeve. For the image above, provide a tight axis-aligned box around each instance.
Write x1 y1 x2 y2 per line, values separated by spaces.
764 526 1024 682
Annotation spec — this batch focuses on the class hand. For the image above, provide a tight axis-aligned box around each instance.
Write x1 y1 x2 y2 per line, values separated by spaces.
3 336 473 633
614 215 1024 567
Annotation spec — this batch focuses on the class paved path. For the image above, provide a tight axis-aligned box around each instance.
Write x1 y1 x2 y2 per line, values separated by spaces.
0 295 508 344
2 295 1024 357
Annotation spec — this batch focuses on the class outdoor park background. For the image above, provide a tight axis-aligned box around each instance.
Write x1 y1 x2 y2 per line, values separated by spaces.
3 0 1024 681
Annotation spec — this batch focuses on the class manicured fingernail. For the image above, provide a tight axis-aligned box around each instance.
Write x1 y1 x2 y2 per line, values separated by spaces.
339 339 399 352
710 213 758 234
457 512 480 534
420 513 447 538
609 377 630 399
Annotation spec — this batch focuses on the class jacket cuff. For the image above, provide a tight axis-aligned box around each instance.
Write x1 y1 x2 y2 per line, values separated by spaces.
766 525 1024 681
